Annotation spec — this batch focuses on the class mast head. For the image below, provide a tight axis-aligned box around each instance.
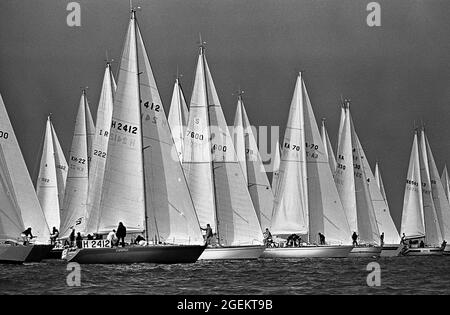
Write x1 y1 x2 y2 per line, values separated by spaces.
234 89 245 101
198 33 207 54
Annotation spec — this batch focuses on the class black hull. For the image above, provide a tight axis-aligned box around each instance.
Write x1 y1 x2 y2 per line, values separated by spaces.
45 248 63 260
66 245 206 264
25 245 54 262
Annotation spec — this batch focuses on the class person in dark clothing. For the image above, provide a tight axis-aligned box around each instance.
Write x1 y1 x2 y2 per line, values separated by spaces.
380 232 385 247
318 233 326 245
21 228 34 245
116 222 127 247
441 240 447 250
352 232 358 246
201 224 214 245
134 235 145 245
401 233 407 245
50 227 59 245
263 228 273 246
76 232 83 249
69 229 75 247
87 234 93 240
286 234 300 247
419 240 425 248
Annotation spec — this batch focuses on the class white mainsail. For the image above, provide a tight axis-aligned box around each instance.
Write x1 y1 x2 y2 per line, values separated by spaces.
321 118 337 173
271 73 309 235
136 20 203 245
233 95 274 230
336 106 345 154
36 116 60 231
167 78 189 162
60 91 90 237
334 105 357 234
349 114 380 245
401 132 425 239
372 162 400 244
88 13 145 234
441 165 450 202
0 93 50 243
85 63 115 234
183 46 263 246
50 122 68 222
418 130 442 246
424 134 450 242
302 79 351 245
271 139 280 193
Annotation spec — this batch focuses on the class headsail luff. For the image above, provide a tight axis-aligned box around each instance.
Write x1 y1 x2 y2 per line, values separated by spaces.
349 113 380 245
271 139 280 193
85 63 115 235
232 97 248 183
136 19 203 245
302 79 351 245
425 135 450 241
270 73 309 235
441 165 450 202
36 116 60 231
233 95 274 231
85 93 96 169
60 92 90 237
374 162 387 202
401 131 425 239
91 11 145 234
334 105 357 234
418 130 442 246
50 122 68 224
167 78 189 162
321 119 337 174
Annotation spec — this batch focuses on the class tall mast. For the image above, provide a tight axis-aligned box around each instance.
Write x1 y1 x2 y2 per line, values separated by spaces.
200 36 221 245
132 9 153 244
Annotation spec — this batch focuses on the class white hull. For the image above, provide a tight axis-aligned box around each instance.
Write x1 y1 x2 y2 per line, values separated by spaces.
444 245 450 255
199 245 265 260
380 244 403 257
261 245 353 258
349 246 382 258
402 247 443 256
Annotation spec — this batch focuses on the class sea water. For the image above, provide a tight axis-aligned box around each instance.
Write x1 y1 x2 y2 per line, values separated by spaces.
0 256 449 294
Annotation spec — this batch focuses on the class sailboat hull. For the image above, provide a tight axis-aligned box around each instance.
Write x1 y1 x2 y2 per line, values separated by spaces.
25 244 54 262
348 246 382 258
199 245 265 260
380 244 403 257
444 245 450 255
0 244 33 264
261 245 353 258
64 245 205 264
401 247 443 256
45 248 64 260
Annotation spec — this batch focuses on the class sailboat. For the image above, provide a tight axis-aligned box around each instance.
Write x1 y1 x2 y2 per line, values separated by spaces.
0 92 40 263
373 162 403 256
84 62 115 237
59 89 91 238
263 73 353 258
232 93 274 230
182 41 265 260
401 129 444 256
167 76 189 162
335 102 382 257
321 118 337 174
65 9 205 264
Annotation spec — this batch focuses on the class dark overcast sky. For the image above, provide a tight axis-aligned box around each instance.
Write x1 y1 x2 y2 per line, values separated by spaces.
2 0 450 229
